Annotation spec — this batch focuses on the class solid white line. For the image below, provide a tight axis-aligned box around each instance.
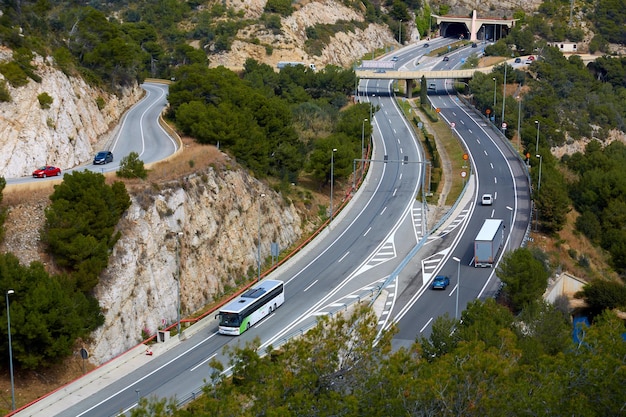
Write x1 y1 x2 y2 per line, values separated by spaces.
337 252 350 263
76 332 220 416
190 353 217 372
420 317 434 333
303 280 318 292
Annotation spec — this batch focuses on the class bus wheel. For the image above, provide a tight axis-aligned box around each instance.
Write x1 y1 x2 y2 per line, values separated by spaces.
273 303 277 310
246 322 250 331
269 305 273 313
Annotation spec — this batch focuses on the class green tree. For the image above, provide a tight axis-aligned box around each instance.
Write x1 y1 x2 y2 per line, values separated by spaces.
576 279 626 319
43 171 131 291
117 151 148 179
0 253 103 369
497 248 550 312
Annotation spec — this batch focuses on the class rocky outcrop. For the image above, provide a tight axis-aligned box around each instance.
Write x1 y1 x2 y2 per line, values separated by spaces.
89 165 302 363
0 48 141 178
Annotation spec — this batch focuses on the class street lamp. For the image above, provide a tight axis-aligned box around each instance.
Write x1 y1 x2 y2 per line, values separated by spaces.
492 77 497 124
452 257 461 320
516 95 522 153
399 19 402 45
536 154 543 192
506 206 514 251
535 120 540 154
6 289 15 411
535 154 542 232
361 118 368 179
257 193 265 280
501 64 507 133
176 232 183 338
330 149 337 223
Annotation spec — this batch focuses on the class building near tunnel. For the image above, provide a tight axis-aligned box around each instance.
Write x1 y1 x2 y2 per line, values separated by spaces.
432 10 518 42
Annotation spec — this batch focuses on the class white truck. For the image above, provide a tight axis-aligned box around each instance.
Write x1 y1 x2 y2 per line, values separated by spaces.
277 61 316 71
474 219 504 267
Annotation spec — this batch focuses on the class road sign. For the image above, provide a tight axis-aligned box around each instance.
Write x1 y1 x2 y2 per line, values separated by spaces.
485 109 491 115
502 122 507 129
435 108 441 113
450 122 456 128
463 153 469 160
461 171 467 178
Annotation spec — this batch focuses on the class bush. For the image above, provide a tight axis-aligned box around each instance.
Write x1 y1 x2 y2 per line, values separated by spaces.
0 80 11 102
117 151 148 179
38 92 53 109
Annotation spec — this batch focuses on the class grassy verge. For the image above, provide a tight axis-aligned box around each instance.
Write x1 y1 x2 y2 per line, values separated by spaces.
397 97 468 207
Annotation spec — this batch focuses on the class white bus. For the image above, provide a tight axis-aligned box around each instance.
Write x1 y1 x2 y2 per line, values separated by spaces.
216 279 285 335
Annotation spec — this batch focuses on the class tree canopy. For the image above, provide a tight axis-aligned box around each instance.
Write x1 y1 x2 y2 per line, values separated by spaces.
42 171 131 292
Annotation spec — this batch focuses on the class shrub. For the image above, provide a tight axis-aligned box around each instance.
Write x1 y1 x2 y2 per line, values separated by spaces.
117 151 148 179
0 81 11 102
38 92 53 109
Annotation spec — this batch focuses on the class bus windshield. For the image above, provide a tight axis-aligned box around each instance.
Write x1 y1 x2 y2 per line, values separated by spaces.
219 312 241 327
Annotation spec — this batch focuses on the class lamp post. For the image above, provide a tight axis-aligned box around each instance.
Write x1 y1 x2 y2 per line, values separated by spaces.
330 149 337 223
535 154 542 232
399 19 402 45
501 64 507 133
492 77 497 124
361 118 368 179
6 289 15 411
506 206 514 251
176 232 183 338
516 95 522 153
536 154 543 192
257 193 265 280
452 257 461 320
535 120 540 154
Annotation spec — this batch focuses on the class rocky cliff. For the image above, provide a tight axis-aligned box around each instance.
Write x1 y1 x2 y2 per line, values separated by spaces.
88 163 302 363
0 46 142 178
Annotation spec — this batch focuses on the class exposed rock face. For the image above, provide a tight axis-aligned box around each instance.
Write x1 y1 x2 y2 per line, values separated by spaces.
210 0 398 70
0 47 141 178
90 166 302 363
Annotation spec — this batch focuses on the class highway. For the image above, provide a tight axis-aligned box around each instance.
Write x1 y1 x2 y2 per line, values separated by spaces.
17 39 531 416
45 47 431 417
386 43 532 348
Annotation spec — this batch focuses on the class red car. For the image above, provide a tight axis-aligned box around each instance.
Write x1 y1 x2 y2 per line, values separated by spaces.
32 165 61 178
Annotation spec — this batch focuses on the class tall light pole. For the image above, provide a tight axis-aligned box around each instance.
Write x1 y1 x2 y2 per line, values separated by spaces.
506 206 514 251
452 257 461 320
501 64 507 133
536 154 543 192
535 120 540 154
257 193 265 280
492 77 497 124
330 149 337 223
176 232 183 338
535 154 543 232
361 118 368 179
6 289 15 411
399 19 402 45
516 95 522 153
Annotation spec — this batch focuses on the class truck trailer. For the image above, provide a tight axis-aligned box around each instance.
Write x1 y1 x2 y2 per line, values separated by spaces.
474 219 504 267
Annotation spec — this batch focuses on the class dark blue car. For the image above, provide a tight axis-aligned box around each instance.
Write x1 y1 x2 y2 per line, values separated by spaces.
93 151 113 165
431 275 450 290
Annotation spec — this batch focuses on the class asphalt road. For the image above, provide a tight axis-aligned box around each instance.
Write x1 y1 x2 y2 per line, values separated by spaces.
15 40 532 416
38 53 429 417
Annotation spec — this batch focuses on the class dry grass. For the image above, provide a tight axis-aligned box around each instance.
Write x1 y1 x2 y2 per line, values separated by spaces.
528 209 617 282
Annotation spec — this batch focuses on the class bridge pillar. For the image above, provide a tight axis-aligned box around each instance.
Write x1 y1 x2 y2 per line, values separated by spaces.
470 10 478 41
405 79 414 98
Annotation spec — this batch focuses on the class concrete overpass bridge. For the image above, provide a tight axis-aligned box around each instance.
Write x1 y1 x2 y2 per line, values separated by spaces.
355 67 495 98
355 54 602 98
433 10 518 42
